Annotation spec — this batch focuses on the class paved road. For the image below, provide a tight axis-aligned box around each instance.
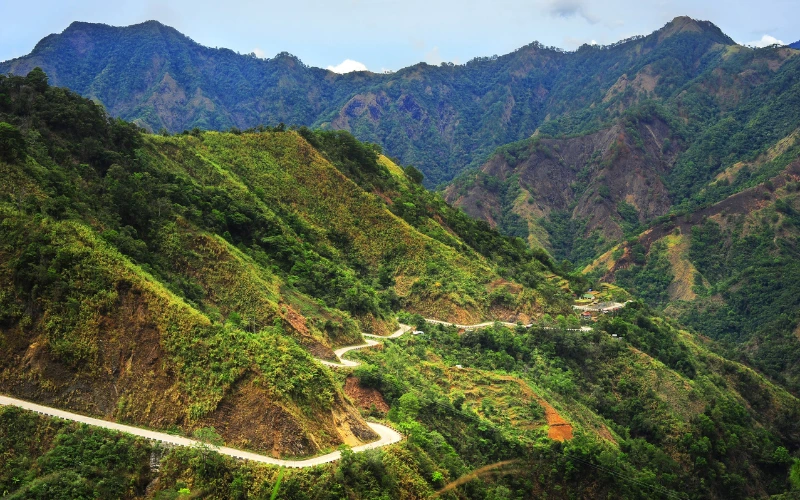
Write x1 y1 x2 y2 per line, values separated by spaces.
318 324 412 368
424 318 519 329
0 395 401 468
424 318 592 332
0 316 591 469
572 300 633 312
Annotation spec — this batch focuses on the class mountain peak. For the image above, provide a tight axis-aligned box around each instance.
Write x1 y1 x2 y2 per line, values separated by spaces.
63 19 178 36
658 15 734 44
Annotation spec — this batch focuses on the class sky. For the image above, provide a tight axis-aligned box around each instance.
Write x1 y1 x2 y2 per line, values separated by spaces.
1 0 798 73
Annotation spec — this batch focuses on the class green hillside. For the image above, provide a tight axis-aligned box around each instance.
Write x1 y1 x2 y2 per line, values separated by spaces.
0 70 573 458
4 302 800 498
588 161 800 394
447 41 800 261
442 39 800 409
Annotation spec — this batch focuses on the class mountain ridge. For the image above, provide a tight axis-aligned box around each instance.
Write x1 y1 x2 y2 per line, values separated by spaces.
0 15 743 186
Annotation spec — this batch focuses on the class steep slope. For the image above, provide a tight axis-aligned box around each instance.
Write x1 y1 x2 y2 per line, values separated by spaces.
0 72 573 457
5 301 800 498
0 16 744 186
352 306 800 498
445 105 682 261
448 43 800 264
589 158 800 394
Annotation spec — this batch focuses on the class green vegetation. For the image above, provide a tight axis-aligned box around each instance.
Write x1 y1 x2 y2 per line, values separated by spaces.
540 210 606 267
0 70 575 463
593 181 800 397
0 407 153 498
615 241 674 307
680 202 800 392
346 301 800 498
2 22 800 496
0 17 750 187
4 301 800 498
433 23 800 416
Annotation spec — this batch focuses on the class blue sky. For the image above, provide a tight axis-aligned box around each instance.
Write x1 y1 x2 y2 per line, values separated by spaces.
1 0 798 72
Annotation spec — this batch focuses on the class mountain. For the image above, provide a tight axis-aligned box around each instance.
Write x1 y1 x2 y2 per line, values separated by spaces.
0 16 739 186
445 105 682 258
586 157 800 394
446 40 800 256
0 70 575 459
790 40 800 49
444 36 800 400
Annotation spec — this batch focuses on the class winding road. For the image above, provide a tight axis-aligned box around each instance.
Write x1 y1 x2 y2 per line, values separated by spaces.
318 323 412 368
0 325 416 468
424 318 592 333
0 395 400 468
0 316 585 468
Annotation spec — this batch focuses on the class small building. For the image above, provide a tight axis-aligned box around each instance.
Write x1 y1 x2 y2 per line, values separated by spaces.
581 293 594 300
580 311 593 320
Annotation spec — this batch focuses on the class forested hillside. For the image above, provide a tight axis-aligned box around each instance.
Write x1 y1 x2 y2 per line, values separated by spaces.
447 43 800 262
441 30 800 409
586 159 800 395
0 70 573 460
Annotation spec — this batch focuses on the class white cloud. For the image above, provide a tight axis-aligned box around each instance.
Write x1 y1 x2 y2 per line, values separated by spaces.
326 59 369 73
424 46 442 65
541 0 599 24
252 47 267 59
563 36 600 49
745 34 785 47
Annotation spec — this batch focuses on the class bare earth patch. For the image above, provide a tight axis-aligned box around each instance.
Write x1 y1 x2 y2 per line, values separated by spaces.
540 399 574 441
495 374 574 441
345 376 390 413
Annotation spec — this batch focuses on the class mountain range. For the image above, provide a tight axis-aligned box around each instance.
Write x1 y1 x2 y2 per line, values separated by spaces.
0 16 745 187
438 28 800 396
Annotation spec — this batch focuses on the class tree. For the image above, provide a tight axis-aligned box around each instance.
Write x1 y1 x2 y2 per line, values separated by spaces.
192 427 224 478
404 165 424 184
791 459 800 490
0 122 25 161
25 67 48 92
193 427 224 447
